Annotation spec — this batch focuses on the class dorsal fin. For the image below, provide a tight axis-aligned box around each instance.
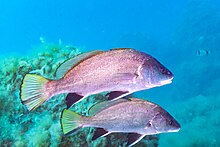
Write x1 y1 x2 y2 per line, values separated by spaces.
88 99 129 116
110 48 133 51
127 98 144 101
55 50 103 79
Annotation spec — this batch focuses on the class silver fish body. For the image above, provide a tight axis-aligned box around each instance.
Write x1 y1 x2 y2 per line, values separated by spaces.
50 48 173 97
83 98 180 134
21 48 173 111
61 98 180 146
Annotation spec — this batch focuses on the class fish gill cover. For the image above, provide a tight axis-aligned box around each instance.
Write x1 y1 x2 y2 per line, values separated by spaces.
0 0 220 146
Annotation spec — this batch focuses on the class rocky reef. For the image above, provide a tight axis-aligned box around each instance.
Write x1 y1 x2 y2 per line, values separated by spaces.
0 42 158 146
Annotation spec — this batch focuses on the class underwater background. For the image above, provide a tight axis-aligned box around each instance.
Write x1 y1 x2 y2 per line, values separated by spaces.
0 0 219 146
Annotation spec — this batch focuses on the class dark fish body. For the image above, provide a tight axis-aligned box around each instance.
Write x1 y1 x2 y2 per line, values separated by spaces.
20 48 173 111
61 98 180 146
196 49 210 56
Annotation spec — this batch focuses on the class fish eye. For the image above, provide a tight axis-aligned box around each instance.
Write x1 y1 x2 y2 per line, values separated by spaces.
147 121 152 127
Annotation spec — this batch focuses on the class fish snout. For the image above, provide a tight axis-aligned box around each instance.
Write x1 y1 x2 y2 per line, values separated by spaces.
174 120 181 130
167 70 173 79
169 119 181 132
159 68 174 85
161 68 173 79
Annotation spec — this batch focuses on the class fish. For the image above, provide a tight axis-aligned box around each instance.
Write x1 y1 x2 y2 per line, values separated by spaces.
20 48 173 111
61 98 181 146
196 49 210 56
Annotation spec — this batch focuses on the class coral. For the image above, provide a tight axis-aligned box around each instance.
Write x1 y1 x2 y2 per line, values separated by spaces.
0 42 158 146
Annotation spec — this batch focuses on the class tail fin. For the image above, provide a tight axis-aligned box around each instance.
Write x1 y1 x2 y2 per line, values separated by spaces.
61 109 83 135
20 74 50 111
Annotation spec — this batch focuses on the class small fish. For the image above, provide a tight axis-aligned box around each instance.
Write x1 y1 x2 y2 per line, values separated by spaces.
61 98 181 146
196 49 210 56
20 48 173 111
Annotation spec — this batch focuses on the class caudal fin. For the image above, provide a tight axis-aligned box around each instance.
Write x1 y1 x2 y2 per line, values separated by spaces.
61 109 83 135
20 74 50 111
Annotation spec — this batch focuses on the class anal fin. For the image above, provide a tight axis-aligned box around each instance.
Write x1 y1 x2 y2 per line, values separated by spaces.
127 133 145 147
66 93 84 109
106 91 130 100
92 128 111 140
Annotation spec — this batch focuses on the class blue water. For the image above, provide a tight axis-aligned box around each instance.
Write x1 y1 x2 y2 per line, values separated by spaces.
0 0 220 146
0 0 188 54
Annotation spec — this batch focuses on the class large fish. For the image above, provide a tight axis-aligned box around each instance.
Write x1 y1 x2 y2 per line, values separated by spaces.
61 98 180 146
20 48 173 111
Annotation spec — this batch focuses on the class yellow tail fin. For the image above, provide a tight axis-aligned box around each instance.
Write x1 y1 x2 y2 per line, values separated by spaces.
61 109 82 135
20 74 49 111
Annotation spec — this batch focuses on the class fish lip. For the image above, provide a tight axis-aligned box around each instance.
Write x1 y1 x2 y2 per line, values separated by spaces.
160 77 173 85
148 77 173 87
168 128 180 133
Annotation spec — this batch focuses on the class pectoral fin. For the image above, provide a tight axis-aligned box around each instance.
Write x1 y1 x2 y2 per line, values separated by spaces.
127 133 145 147
66 93 85 109
106 91 130 100
113 73 137 81
92 128 111 140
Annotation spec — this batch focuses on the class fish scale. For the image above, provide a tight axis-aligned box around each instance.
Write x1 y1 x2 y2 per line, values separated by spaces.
20 48 173 111
61 98 180 146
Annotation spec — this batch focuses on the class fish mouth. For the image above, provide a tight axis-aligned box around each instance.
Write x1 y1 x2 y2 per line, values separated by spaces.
160 77 173 85
168 128 180 133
